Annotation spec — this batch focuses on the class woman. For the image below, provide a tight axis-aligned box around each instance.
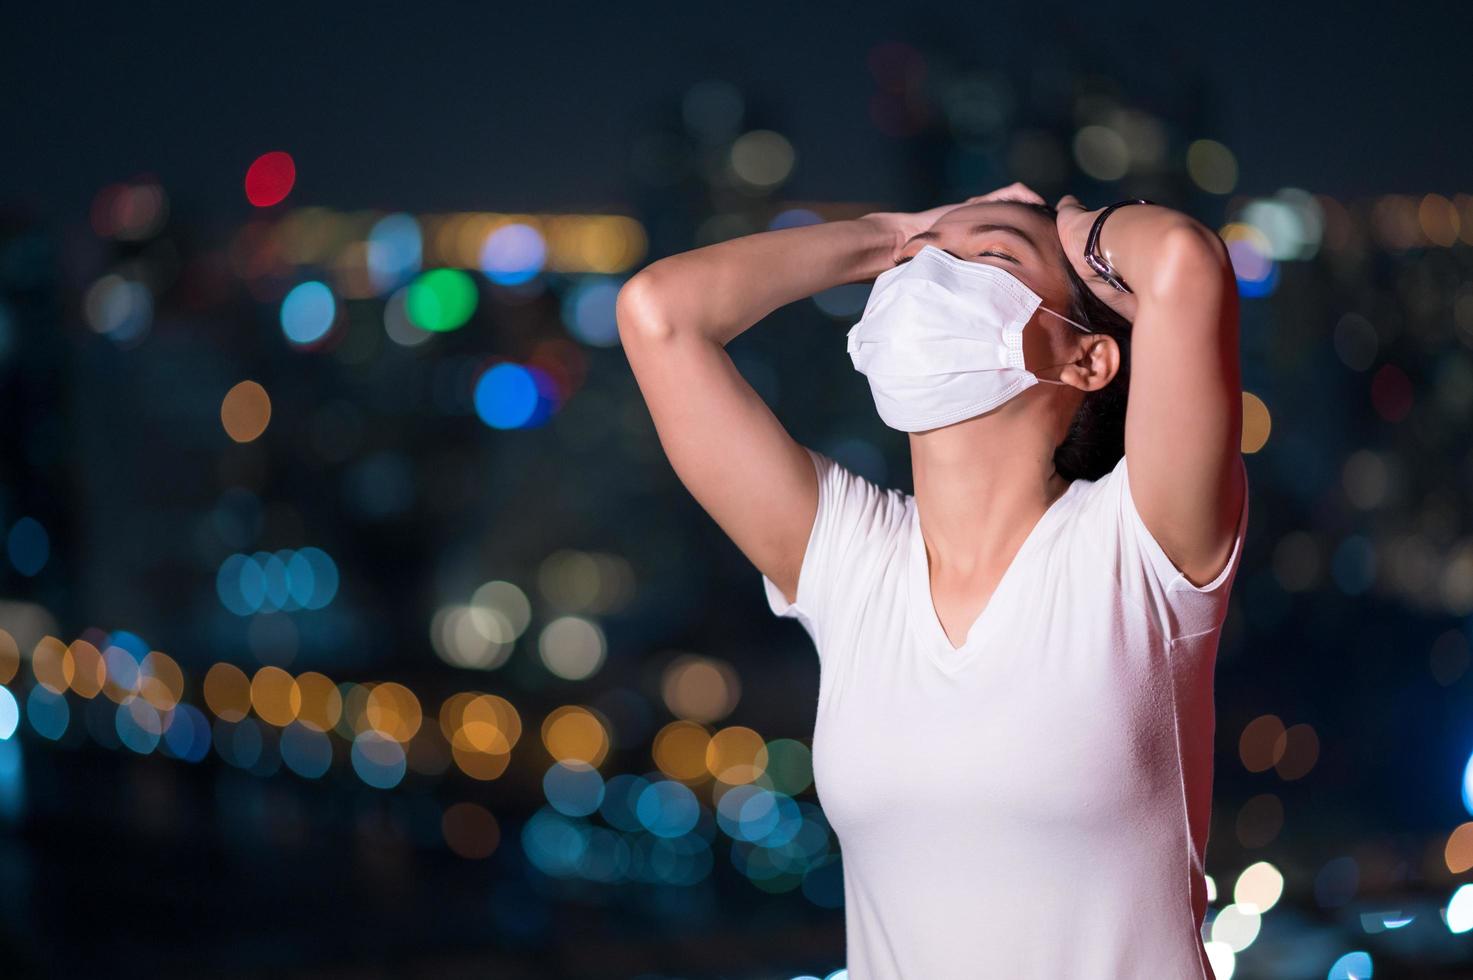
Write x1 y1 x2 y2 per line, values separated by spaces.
616 181 1249 979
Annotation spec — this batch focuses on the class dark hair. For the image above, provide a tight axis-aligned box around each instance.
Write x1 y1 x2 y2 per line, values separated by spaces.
996 199 1134 482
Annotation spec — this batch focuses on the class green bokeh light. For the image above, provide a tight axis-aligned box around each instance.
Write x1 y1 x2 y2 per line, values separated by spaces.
406 269 478 331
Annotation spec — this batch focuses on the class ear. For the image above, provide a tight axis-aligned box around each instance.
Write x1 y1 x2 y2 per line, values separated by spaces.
1063 335 1120 393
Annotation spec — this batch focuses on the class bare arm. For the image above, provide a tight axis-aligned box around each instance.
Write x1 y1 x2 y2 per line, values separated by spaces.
615 217 897 604
1057 198 1245 587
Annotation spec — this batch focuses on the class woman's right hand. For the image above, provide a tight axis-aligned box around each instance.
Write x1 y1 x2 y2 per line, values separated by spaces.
860 182 1047 264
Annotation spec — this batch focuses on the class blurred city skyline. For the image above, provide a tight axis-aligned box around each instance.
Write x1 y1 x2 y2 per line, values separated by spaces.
5 0 1473 227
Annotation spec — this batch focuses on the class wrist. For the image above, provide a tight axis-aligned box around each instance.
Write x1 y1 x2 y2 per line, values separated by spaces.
1090 205 1202 293
1086 200 1158 292
852 215 905 280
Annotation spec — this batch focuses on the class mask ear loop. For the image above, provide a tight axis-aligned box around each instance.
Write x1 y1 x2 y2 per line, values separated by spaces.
1038 305 1094 334
1031 306 1096 386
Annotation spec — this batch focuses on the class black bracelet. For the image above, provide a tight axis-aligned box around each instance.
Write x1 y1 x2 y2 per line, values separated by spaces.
1084 199 1155 294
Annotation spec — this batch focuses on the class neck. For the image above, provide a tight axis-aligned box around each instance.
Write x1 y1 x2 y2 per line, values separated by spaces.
909 411 1072 576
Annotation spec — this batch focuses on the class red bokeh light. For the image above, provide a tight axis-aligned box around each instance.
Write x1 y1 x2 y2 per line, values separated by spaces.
1370 363 1414 422
244 151 296 208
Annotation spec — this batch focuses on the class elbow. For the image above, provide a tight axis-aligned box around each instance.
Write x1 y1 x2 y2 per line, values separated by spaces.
1144 221 1236 305
616 268 677 345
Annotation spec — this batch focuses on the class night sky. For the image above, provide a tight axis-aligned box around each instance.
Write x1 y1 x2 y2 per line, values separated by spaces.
4 0 1471 226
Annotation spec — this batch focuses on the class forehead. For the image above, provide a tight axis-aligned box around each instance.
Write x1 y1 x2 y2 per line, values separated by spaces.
930 201 1058 239
926 201 1069 291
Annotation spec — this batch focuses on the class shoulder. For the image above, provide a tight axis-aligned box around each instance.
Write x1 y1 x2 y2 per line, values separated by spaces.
1065 450 1250 638
761 447 911 642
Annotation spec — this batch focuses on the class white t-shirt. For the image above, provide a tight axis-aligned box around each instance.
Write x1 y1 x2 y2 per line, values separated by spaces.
761 447 1249 979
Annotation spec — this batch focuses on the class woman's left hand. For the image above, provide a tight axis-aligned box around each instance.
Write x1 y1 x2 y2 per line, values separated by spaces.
1054 194 1139 323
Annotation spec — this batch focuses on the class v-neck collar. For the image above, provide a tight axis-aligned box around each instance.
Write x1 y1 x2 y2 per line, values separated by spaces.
907 479 1080 674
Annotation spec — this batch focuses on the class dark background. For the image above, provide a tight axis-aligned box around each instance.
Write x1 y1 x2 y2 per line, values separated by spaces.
2 2 1473 977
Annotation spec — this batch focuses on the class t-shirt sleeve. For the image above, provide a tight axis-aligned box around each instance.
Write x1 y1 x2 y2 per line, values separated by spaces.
760 446 902 650
1098 452 1250 641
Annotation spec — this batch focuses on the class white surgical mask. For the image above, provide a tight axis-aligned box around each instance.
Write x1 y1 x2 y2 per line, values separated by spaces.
846 244 1093 433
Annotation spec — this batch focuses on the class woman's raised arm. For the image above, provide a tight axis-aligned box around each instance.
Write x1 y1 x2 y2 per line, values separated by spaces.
1055 197 1246 588
614 215 898 605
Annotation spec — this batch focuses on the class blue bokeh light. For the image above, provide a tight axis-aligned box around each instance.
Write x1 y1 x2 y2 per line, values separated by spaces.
599 773 652 832
1327 950 1373 980
6 516 50 576
351 732 406 789
213 718 263 769
103 644 140 695
367 213 423 294
577 826 633 882
1462 748 1473 817
641 830 712 885
280 281 337 345
635 779 701 838
560 276 621 346
522 807 590 878
0 688 17 740
0 738 24 822
217 547 339 615
768 208 823 230
281 722 333 779
474 362 540 429
543 761 606 817
161 703 211 762
479 223 546 286
115 701 162 754
26 687 69 741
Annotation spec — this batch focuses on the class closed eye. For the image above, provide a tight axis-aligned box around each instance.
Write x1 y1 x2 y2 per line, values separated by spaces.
894 248 1020 266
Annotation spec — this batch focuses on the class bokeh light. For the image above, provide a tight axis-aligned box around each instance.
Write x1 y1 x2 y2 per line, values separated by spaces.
1327 950 1374 979
0 629 18 685
560 276 622 346
661 654 741 723
474 362 552 429
537 616 606 680
280 722 333 778
280 281 337 345
351 731 407 789
406 269 478 331
203 663 251 722
541 705 609 768
729 130 795 189
6 518 49 576
221 380 272 443
367 213 423 293
479 222 546 285
1241 391 1271 453
83 275 152 344
1073 125 1129 180
245 151 296 207
1186 139 1238 194
442 801 500 859
544 761 606 817
1233 861 1284 914
0 688 17 740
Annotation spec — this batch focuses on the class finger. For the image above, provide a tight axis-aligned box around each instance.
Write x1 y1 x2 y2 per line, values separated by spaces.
1007 182 1046 204
972 183 1045 205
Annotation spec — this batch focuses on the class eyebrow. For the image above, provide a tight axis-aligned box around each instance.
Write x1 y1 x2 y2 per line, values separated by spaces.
910 222 1042 256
